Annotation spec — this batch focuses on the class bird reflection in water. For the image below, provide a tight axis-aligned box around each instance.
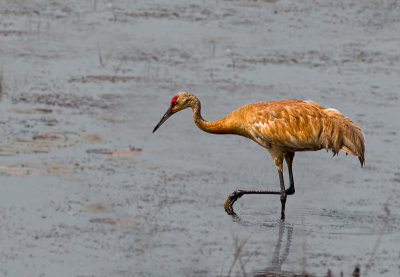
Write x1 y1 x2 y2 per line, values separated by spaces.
254 221 299 277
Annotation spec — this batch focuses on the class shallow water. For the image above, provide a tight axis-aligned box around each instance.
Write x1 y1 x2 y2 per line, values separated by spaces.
1 0 400 276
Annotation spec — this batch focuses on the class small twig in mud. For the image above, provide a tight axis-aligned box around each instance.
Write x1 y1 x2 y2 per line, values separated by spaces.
210 39 216 57
36 12 41 33
226 48 236 69
363 203 390 277
0 71 3 101
92 0 98 11
242 249 258 269
227 234 251 277
326 267 359 277
107 1 117 21
97 44 105 67
301 217 308 275
114 58 125 72
353 265 360 277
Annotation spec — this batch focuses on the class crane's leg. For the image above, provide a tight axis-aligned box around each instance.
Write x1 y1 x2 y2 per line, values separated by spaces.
284 152 295 195
278 168 286 220
224 153 288 220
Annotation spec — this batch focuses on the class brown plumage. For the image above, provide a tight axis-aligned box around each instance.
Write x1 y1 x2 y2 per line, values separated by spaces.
153 92 365 219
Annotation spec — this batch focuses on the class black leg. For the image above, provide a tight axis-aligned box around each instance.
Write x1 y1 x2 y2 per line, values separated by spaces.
285 163 295 195
279 170 286 220
284 153 295 195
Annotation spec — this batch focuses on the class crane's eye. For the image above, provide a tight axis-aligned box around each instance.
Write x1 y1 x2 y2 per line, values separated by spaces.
170 96 178 108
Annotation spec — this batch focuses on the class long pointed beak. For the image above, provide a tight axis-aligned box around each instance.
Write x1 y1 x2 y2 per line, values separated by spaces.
153 107 174 133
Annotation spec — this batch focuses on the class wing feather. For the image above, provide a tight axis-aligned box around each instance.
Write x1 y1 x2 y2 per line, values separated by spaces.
242 100 325 150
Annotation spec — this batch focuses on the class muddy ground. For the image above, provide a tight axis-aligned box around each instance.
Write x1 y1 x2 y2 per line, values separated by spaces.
0 0 400 276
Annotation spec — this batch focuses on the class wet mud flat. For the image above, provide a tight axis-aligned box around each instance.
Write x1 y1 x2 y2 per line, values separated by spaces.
1 0 400 276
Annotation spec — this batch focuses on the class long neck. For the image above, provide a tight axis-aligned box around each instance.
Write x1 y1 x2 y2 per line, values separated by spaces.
191 98 232 135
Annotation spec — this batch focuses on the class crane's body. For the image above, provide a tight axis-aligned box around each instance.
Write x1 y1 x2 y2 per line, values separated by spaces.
153 92 365 220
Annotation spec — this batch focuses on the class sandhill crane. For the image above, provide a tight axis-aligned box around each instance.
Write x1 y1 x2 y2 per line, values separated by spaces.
153 92 365 220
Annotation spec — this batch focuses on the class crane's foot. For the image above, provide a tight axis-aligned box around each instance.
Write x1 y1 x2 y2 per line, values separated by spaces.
224 190 245 215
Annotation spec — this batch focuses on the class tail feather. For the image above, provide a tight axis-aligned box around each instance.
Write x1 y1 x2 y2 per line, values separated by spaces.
323 109 365 167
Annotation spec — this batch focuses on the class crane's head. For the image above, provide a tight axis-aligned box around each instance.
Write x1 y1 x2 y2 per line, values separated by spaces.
153 92 196 133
